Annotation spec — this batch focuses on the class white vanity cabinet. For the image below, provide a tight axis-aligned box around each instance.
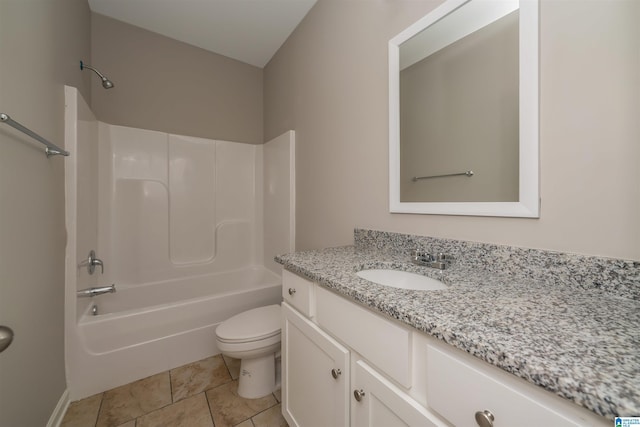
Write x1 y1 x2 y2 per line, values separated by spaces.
281 270 609 427
282 270 445 427
282 303 349 427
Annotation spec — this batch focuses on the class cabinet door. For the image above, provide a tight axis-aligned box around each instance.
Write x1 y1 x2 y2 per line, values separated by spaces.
352 360 445 427
282 303 349 427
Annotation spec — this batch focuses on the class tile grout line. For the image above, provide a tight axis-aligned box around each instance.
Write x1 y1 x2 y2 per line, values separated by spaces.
251 401 281 419
93 393 105 427
222 355 234 380
203 390 217 426
168 368 175 403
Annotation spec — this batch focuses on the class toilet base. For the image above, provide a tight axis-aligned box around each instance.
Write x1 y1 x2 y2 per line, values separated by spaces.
237 353 275 399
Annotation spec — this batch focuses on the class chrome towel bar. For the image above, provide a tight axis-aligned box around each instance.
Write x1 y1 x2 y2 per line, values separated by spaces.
0 113 69 157
412 170 473 181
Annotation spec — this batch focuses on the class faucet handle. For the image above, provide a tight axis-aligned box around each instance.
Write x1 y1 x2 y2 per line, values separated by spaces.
92 257 104 275
435 253 449 262
412 249 434 262
79 250 104 275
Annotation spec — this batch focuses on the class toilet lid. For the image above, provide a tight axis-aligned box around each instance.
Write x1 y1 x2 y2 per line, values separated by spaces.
216 304 281 343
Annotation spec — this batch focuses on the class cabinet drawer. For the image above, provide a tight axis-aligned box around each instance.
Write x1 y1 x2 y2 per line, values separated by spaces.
282 270 314 317
316 286 411 388
426 343 584 427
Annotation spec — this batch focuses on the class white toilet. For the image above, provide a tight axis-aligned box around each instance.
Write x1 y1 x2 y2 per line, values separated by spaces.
215 304 281 399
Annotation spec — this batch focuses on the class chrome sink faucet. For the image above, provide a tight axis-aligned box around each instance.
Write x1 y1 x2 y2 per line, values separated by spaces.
411 249 450 270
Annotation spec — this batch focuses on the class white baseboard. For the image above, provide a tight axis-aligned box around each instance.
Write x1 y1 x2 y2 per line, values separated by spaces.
47 389 70 427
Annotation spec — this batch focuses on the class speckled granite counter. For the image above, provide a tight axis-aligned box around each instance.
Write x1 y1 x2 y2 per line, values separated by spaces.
275 230 640 420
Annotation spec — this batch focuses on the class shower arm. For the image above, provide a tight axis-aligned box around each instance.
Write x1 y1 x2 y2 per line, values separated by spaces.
80 60 114 89
80 61 107 80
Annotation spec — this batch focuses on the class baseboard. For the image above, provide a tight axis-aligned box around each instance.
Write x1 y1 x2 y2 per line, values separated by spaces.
46 388 70 427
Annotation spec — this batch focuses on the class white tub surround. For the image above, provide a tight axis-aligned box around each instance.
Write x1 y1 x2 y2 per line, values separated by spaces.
64 87 295 400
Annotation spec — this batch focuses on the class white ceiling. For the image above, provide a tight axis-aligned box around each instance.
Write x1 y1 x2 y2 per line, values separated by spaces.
88 0 317 68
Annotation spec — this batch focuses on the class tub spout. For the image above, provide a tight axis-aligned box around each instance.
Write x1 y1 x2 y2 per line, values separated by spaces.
77 284 116 298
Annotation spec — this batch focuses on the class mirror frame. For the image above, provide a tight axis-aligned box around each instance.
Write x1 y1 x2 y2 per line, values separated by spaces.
389 0 539 217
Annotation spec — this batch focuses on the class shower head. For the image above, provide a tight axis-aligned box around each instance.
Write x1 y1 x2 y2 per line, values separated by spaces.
80 61 114 89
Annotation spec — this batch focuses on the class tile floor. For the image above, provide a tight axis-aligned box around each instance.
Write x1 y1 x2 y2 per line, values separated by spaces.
61 355 287 427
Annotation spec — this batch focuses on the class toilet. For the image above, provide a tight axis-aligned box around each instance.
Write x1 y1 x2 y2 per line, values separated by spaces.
215 304 281 399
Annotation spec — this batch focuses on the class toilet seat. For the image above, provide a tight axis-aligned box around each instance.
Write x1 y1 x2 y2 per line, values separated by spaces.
216 304 281 344
216 330 280 344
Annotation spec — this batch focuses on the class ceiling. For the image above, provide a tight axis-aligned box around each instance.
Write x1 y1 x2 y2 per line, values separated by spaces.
88 0 317 68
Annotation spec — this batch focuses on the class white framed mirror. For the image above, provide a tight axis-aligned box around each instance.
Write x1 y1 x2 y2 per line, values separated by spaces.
389 0 539 217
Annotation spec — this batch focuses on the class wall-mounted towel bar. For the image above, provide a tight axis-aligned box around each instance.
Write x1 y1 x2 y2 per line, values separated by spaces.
0 113 69 157
412 170 473 182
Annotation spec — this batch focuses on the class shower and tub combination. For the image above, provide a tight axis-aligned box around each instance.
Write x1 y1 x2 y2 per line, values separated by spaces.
64 86 294 399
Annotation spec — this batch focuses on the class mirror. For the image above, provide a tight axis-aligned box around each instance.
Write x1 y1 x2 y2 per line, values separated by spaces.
389 0 539 217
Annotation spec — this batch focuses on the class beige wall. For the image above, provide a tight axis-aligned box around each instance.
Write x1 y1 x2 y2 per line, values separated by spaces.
0 0 91 425
91 13 264 144
264 0 640 261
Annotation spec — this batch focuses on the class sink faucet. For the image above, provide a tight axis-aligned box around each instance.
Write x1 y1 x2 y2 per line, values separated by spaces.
411 249 449 270
77 284 116 298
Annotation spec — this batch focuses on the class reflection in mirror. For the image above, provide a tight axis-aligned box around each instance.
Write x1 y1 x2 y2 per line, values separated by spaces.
389 0 539 217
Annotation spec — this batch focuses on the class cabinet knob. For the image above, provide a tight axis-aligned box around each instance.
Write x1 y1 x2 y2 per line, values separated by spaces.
288 288 296 296
0 326 14 353
331 368 341 379
475 410 495 427
353 389 366 402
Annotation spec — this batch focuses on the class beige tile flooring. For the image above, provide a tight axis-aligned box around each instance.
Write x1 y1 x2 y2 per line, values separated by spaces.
61 355 287 427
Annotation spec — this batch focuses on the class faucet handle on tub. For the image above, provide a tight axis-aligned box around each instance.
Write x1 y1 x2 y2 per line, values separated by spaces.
79 250 104 275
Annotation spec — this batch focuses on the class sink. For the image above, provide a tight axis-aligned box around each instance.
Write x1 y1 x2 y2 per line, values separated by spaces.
356 269 448 291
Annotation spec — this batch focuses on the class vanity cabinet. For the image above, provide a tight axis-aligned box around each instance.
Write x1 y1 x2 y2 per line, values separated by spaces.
281 270 608 427
282 302 349 427
282 270 444 427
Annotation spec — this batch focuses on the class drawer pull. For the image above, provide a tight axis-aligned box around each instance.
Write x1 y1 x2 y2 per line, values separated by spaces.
474 410 495 427
288 288 296 296
353 389 366 402
331 368 341 379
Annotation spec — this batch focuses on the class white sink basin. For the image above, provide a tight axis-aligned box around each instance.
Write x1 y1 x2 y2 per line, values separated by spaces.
356 269 448 291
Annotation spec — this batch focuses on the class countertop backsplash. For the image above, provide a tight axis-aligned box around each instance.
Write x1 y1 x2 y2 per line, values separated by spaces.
354 228 640 301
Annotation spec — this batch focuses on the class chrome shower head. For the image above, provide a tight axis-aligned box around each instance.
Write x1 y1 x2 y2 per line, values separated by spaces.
80 61 114 89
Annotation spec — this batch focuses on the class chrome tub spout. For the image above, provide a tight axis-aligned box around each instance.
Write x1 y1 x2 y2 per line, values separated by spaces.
77 284 116 298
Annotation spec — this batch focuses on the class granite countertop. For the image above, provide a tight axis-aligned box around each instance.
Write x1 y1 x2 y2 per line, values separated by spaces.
276 245 640 420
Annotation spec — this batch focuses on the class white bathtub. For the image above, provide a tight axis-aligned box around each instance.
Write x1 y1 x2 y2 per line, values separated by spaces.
68 266 282 399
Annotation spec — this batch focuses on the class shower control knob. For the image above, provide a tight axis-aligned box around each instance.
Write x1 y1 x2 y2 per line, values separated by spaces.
80 250 104 275
475 410 495 427
353 389 365 402
288 288 296 296
331 368 341 379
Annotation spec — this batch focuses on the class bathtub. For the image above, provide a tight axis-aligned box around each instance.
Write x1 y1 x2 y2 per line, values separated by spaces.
68 266 282 399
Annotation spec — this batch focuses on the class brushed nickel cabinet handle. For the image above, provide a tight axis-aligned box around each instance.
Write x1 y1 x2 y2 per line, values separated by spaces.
475 410 495 427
